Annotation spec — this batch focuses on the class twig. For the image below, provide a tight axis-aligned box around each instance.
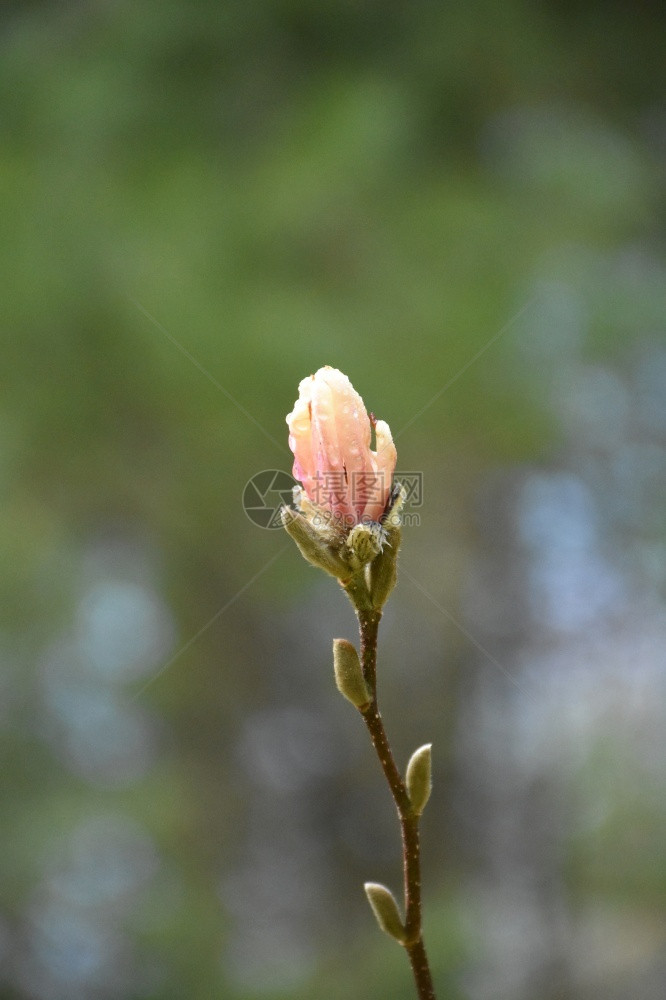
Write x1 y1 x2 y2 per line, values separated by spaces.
357 609 437 1000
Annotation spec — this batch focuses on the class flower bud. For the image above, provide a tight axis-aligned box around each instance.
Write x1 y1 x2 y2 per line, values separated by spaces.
286 367 397 526
333 638 371 708
405 743 432 817
363 882 406 943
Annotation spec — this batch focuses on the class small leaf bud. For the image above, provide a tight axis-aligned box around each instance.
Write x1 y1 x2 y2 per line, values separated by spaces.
405 743 432 816
346 522 383 571
363 882 406 943
281 507 350 579
333 638 371 708
367 484 406 609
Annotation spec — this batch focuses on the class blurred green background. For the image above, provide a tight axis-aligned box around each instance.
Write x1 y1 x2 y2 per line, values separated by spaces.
2 1 666 998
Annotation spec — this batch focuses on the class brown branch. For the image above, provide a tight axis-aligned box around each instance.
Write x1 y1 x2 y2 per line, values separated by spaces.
357 609 437 1000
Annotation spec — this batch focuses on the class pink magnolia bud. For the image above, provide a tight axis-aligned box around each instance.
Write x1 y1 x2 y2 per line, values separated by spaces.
286 367 397 528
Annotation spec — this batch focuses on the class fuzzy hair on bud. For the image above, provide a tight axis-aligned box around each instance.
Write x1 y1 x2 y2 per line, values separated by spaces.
346 522 384 572
333 638 371 709
364 882 406 943
405 743 432 817
281 507 350 579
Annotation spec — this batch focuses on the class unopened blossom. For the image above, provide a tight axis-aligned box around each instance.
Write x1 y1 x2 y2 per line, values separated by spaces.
286 366 397 527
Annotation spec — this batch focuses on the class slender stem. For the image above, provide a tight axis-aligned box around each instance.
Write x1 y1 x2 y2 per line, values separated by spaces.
357 609 437 1000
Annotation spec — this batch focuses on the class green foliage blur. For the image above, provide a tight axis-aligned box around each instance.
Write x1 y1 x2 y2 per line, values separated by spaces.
2 2 665 999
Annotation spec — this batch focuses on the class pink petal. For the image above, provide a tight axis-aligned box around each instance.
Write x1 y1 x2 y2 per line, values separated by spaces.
365 419 397 521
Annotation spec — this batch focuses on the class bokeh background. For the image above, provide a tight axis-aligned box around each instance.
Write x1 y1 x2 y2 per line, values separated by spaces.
2 2 666 998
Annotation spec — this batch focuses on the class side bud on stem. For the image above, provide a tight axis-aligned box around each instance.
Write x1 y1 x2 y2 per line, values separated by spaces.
333 638 372 709
405 743 433 817
364 882 407 944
